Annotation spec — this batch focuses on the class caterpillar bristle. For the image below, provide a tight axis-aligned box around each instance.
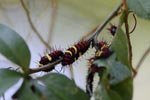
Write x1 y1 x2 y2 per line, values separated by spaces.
38 50 64 72
62 41 91 66
86 40 113 97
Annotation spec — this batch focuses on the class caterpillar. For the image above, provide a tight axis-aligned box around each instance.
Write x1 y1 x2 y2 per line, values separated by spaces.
61 41 91 66
38 50 64 72
86 58 105 97
97 41 107 49
86 41 113 97
107 24 117 36
95 41 112 59
86 64 97 97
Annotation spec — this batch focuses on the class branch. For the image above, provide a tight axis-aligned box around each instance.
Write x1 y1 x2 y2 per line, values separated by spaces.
20 0 52 50
48 0 57 44
129 13 137 34
122 0 128 10
29 58 63 74
81 25 98 41
86 3 123 43
122 0 134 74
27 2 123 75
133 47 150 78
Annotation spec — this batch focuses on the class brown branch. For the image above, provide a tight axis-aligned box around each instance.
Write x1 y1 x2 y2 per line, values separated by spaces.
29 58 63 74
129 13 137 34
122 0 134 74
20 0 52 50
80 25 98 41
86 3 123 43
133 47 150 78
122 0 128 10
27 3 123 75
48 0 57 44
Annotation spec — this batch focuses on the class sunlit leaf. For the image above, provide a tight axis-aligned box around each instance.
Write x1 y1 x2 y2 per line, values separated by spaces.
127 0 150 19
38 73 89 100
0 24 31 72
0 69 22 96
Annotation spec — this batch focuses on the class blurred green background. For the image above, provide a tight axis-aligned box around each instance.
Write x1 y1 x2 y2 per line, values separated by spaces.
0 0 149 100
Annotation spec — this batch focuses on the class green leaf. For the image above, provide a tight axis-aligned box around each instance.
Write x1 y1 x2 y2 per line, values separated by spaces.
111 27 131 69
0 69 22 96
32 82 52 99
93 53 116 67
93 54 131 85
94 83 122 100
0 24 31 72
93 54 133 100
38 73 89 100
108 61 131 85
94 72 133 100
110 78 133 100
12 80 40 100
127 0 150 19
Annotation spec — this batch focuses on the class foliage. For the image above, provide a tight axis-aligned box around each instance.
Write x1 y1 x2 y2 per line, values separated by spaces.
93 14 133 100
0 0 150 100
0 24 31 73
127 0 150 19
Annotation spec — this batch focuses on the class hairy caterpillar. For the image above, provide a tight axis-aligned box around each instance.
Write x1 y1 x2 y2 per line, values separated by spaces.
38 50 64 72
61 41 91 66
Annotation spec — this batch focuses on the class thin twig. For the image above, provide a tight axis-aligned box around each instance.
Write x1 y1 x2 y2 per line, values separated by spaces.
79 3 122 42
133 47 150 78
122 0 128 10
122 0 134 74
81 25 98 41
48 0 57 44
29 58 63 74
129 13 137 34
27 2 123 74
123 0 129 33
20 0 52 50
86 3 123 44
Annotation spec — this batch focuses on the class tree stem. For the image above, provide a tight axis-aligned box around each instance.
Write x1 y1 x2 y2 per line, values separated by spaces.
20 0 52 50
133 47 150 78
86 3 122 43
48 0 57 44
122 0 134 75
29 58 63 74
28 2 123 74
